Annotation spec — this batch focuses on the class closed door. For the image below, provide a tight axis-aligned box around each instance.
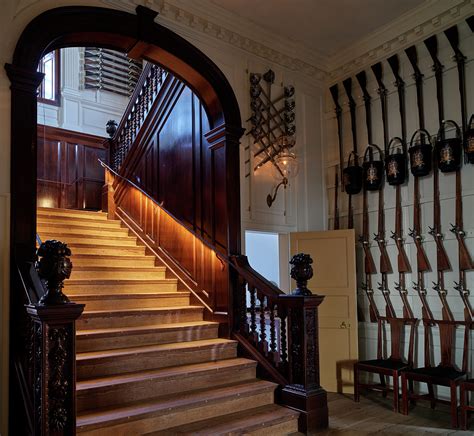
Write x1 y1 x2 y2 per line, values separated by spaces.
290 229 357 393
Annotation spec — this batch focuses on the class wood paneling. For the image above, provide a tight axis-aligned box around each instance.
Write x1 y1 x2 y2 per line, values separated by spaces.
37 125 107 210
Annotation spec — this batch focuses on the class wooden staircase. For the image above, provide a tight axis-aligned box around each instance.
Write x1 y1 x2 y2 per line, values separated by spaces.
37 207 300 435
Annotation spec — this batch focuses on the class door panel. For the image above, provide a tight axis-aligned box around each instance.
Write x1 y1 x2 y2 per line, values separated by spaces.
290 229 357 393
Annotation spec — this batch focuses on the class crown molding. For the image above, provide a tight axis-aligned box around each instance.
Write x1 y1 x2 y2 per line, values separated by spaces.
327 0 473 84
100 0 328 81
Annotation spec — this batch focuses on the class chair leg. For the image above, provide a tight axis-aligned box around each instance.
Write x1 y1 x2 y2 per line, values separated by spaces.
428 383 436 409
380 374 387 397
392 372 399 413
408 379 416 405
401 373 408 415
450 382 458 429
354 364 360 403
460 383 467 431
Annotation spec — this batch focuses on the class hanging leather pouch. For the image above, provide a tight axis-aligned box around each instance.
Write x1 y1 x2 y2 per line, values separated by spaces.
362 144 384 191
342 151 363 195
408 129 432 177
435 120 462 173
385 137 407 186
465 114 474 164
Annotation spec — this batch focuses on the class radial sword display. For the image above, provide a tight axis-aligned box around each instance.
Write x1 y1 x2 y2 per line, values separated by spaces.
387 54 414 319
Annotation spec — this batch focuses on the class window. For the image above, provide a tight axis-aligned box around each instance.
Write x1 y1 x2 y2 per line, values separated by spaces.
83 48 142 97
38 50 60 105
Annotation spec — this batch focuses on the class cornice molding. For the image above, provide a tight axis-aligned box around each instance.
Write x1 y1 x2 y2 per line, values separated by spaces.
100 0 328 81
327 0 473 84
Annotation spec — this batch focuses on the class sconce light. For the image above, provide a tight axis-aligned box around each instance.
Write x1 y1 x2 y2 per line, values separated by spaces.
266 136 299 207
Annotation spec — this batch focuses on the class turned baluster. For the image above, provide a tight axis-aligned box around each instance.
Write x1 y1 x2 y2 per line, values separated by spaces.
279 308 288 366
249 286 257 341
258 292 268 353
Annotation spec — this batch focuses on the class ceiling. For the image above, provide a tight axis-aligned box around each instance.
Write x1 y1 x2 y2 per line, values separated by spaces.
210 0 426 59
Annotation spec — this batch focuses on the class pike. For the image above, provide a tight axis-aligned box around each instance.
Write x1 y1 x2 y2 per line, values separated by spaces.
387 54 413 318
343 77 358 229
330 84 344 186
424 34 453 322
406 45 433 321
445 25 474 321
360 185 379 322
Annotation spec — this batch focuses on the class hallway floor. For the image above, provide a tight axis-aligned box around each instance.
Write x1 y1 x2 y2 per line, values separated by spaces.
312 392 473 435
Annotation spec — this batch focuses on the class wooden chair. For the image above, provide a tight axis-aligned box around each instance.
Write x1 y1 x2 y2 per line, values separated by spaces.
401 320 471 429
460 379 474 430
354 316 417 412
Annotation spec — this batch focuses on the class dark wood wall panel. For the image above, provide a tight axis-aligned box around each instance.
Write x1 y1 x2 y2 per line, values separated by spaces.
37 125 107 210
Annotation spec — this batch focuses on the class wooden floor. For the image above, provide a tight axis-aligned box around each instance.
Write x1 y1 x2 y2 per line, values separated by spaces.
310 392 473 435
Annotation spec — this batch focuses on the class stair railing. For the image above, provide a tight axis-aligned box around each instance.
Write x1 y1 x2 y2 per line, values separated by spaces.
15 240 83 435
109 62 167 171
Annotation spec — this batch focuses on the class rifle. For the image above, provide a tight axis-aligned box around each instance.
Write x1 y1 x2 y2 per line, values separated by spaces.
343 77 358 230
405 46 425 130
424 35 444 129
360 186 379 322
371 63 389 153
334 169 340 230
356 71 372 144
445 25 474 322
330 84 344 186
387 55 413 318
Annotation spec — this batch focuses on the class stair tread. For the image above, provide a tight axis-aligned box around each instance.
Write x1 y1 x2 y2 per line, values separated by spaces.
81 305 201 316
77 358 256 391
76 380 276 429
151 403 299 435
77 338 237 361
71 291 189 300
40 232 136 240
67 278 177 284
38 207 108 218
72 266 165 272
76 321 218 337
71 253 153 260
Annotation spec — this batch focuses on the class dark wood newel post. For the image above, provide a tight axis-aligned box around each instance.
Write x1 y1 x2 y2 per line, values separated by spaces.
26 241 84 435
279 253 328 432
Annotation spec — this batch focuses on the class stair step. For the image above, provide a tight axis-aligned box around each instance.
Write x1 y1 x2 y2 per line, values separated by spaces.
37 222 129 237
38 207 108 220
76 380 276 435
77 306 203 329
38 216 122 228
66 278 178 294
71 292 190 310
76 321 219 352
77 338 238 379
149 404 300 435
77 358 257 412
71 254 157 267
41 233 138 246
71 266 166 281
67 243 146 256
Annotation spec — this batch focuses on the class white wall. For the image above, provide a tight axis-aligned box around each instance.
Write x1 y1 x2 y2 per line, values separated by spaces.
245 231 280 286
38 47 130 137
324 17 474 392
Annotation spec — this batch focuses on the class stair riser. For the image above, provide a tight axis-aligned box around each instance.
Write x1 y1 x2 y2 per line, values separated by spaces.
77 364 256 412
66 282 178 294
38 210 108 220
38 226 129 237
77 309 202 329
68 246 146 256
248 419 299 435
77 325 219 352
38 218 121 228
77 343 237 379
71 270 166 280
71 258 156 268
76 387 273 435
41 235 138 246
72 295 190 310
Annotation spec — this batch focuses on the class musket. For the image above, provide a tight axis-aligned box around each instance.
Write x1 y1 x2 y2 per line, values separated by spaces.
424 37 453 320
356 71 372 144
371 63 389 154
334 169 340 230
445 25 474 322
343 77 358 230
405 46 425 130
360 186 379 322
330 84 344 186
387 55 413 318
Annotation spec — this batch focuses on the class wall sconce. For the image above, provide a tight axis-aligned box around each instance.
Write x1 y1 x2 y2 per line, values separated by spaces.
248 69 297 207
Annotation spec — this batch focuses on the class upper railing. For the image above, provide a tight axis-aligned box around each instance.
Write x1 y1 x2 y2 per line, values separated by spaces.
110 63 167 170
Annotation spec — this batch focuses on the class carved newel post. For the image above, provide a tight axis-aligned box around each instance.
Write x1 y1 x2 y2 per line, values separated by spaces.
279 253 328 432
26 240 84 436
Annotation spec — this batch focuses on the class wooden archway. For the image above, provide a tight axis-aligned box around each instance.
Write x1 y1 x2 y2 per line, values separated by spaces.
6 5 243 264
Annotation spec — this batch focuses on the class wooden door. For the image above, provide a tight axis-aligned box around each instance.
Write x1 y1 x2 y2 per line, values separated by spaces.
290 229 357 393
